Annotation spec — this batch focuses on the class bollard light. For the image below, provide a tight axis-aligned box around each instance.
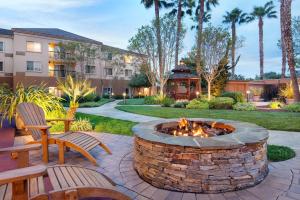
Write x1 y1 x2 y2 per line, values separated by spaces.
246 90 250 102
196 91 200 98
123 92 126 104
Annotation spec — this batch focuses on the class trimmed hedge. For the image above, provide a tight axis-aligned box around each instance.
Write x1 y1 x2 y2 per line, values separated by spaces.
221 92 244 103
186 99 209 109
284 103 300 112
209 97 235 109
233 102 257 111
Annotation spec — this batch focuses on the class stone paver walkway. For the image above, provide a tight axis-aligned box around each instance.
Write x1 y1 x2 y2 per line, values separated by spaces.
16 133 300 200
77 100 160 122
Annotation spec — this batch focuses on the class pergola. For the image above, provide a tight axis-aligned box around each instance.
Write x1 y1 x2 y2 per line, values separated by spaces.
167 64 200 100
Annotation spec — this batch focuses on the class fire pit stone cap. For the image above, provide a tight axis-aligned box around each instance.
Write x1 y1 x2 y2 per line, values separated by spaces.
133 118 269 149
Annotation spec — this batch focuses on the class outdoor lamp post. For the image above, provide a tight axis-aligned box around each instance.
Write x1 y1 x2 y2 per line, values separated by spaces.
123 92 126 104
246 90 250 102
196 91 200 98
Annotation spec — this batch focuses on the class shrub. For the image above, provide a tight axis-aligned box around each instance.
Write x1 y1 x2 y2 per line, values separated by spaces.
209 97 235 109
284 103 300 112
222 92 244 103
261 84 280 101
79 93 97 103
144 95 161 105
233 102 256 111
173 100 189 108
186 99 209 109
280 81 294 99
269 101 284 109
161 97 175 107
70 118 93 131
267 145 296 162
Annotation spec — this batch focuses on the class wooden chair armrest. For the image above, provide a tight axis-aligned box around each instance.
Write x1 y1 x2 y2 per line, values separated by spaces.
24 125 51 130
46 118 75 122
0 165 47 185
0 144 41 154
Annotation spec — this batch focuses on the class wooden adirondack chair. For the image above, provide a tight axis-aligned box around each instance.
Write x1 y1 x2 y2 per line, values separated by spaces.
16 102 112 165
0 145 131 200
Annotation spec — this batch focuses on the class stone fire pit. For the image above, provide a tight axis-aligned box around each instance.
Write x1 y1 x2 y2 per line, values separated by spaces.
133 118 269 193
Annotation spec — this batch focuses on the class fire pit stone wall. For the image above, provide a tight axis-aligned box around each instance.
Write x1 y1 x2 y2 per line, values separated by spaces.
133 119 269 193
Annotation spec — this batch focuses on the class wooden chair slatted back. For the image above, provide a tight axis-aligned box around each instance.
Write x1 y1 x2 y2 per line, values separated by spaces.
16 103 49 141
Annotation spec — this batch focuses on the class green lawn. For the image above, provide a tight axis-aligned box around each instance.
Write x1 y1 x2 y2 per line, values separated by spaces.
116 106 300 131
50 112 136 136
117 98 145 105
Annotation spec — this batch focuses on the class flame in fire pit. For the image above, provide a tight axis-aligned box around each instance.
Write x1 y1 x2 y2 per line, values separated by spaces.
173 118 209 138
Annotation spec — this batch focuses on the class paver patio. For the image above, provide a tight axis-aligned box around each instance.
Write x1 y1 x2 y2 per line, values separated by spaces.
15 132 300 200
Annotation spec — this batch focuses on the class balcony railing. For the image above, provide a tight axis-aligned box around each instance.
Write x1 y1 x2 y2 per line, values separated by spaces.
48 51 74 61
49 69 77 78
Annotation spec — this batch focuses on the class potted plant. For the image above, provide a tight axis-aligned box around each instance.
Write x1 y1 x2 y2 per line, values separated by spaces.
280 82 294 104
250 87 263 102
0 83 64 133
57 75 96 119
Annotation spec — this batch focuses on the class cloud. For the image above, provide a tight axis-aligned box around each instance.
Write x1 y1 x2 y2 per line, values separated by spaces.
0 0 100 12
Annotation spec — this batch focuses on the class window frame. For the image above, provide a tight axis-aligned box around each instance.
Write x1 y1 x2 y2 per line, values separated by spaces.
26 41 42 53
85 65 96 74
0 61 3 72
105 68 113 76
107 52 113 61
26 61 42 72
0 42 4 52
125 69 132 77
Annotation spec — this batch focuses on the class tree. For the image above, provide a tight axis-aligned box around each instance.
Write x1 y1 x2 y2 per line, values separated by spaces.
57 41 100 78
247 1 277 80
141 0 172 96
281 0 300 102
255 72 281 80
280 1 287 78
199 25 230 100
57 75 96 119
223 8 247 77
169 0 194 67
129 73 152 96
128 14 186 95
194 0 218 94
292 17 300 68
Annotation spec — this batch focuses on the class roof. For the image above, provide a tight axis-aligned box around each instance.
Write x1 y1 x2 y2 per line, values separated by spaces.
172 64 191 73
0 28 13 36
102 44 146 57
12 28 102 45
169 73 199 80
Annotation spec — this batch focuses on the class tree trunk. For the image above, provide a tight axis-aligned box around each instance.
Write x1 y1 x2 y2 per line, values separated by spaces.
207 81 211 100
280 1 287 78
282 0 300 102
196 0 204 94
154 0 164 95
175 0 182 67
258 17 264 80
231 22 236 78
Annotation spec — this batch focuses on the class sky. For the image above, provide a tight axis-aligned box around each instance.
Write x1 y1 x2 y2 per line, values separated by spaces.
0 0 299 78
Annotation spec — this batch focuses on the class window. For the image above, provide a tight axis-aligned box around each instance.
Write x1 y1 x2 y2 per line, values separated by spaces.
26 41 42 52
105 68 113 76
125 69 132 77
0 62 3 72
0 42 3 52
27 61 42 72
103 88 112 95
107 53 113 60
85 65 96 74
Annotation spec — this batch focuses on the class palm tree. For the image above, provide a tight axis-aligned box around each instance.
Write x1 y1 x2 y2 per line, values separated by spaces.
281 0 300 102
57 75 96 119
247 1 277 80
169 0 194 67
141 0 172 95
279 1 287 78
195 0 218 94
223 8 247 77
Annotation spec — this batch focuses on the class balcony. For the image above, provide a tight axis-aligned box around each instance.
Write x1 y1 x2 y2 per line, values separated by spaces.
48 51 75 62
49 69 77 78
